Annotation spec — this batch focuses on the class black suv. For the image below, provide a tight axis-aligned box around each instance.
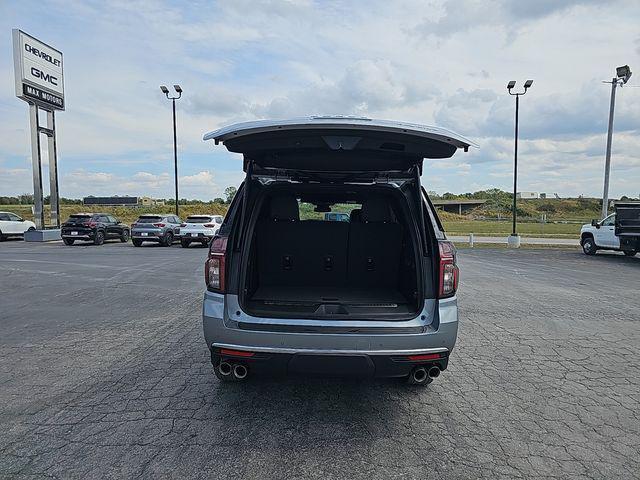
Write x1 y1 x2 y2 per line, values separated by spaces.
61 213 130 245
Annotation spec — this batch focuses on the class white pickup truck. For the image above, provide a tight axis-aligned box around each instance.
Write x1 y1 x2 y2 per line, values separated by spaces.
580 203 640 256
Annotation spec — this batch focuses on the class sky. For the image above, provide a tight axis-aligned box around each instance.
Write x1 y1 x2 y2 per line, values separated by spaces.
1 0 639 200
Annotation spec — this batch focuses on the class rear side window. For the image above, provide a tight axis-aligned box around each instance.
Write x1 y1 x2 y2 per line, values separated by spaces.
422 191 445 240
187 216 213 224
0 213 10 221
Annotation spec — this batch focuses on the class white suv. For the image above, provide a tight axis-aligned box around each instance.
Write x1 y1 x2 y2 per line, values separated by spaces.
0 212 36 241
179 215 223 247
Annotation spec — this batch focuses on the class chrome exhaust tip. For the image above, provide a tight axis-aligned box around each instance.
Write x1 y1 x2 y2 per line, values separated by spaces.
412 367 428 384
428 366 441 379
218 361 232 377
233 364 248 380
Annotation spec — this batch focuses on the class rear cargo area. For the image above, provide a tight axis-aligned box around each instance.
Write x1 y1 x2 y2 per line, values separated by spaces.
241 188 423 319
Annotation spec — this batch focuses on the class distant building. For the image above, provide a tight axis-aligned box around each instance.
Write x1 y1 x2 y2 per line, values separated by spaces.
140 196 165 206
83 196 164 207
516 192 538 199
431 199 487 215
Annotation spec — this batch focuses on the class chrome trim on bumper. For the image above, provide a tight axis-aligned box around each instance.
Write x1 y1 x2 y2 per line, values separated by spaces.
211 342 448 356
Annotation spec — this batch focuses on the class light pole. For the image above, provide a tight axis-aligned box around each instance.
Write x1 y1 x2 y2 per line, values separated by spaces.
601 65 632 219
507 79 533 246
160 84 182 216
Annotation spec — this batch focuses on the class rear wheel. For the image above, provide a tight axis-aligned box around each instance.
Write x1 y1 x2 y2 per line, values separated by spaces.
0 230 4 241
163 232 173 247
120 229 130 243
581 237 597 255
27 226 35 232
63 238 75 246
94 230 105 245
132 239 143 247
181 239 191 248
623 250 637 257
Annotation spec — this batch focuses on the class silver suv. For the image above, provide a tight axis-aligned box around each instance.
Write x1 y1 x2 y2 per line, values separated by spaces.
202 117 470 385
131 214 182 247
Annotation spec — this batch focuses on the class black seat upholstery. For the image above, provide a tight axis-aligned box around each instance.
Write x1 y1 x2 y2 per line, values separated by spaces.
256 196 348 288
256 195 402 292
347 198 402 287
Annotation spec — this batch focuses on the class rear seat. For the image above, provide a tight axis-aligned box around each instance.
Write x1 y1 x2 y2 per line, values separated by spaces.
256 196 349 287
347 198 402 288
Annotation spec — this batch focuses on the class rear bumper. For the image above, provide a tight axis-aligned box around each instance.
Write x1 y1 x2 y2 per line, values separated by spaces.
202 292 458 378
131 229 165 241
181 232 214 241
61 230 94 240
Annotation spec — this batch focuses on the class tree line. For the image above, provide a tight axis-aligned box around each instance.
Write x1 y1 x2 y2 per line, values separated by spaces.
0 186 238 206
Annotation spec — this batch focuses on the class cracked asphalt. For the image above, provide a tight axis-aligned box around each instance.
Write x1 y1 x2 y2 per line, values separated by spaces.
1 240 639 479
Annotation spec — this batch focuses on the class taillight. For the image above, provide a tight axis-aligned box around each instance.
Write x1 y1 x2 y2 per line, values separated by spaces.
205 236 228 292
83 221 97 227
203 223 215 228
153 223 165 227
438 240 459 298
180 223 187 227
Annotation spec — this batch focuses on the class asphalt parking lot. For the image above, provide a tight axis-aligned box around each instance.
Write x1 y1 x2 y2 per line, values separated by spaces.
1 240 639 479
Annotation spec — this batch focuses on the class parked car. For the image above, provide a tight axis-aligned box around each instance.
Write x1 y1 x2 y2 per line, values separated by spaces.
201 116 471 385
0 211 36 240
61 213 130 245
581 202 640 256
179 215 223 247
131 214 182 247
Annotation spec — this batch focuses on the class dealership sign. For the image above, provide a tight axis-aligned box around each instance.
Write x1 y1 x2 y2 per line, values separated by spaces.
13 29 65 110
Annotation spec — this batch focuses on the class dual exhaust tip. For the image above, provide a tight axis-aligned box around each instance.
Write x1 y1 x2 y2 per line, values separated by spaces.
219 360 439 384
411 365 440 384
219 361 248 380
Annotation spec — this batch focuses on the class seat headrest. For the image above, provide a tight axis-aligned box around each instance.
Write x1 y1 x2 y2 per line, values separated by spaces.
349 209 362 223
270 196 299 221
362 198 392 222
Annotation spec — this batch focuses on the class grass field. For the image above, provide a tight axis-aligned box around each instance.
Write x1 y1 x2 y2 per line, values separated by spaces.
2 204 584 238
442 220 581 237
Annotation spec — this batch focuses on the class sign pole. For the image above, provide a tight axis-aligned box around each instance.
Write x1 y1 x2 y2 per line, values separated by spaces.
46 110 60 227
29 103 45 230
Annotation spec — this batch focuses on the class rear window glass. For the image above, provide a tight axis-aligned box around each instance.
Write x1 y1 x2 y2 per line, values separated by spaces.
137 216 162 223
186 216 212 223
299 202 361 221
70 214 91 219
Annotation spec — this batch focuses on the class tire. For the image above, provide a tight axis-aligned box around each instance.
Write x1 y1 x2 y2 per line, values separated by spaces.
162 231 173 247
0 230 4 242
181 239 191 248
63 238 75 245
132 239 143 247
581 237 597 255
94 230 105 246
623 250 637 257
120 229 130 243
27 227 35 231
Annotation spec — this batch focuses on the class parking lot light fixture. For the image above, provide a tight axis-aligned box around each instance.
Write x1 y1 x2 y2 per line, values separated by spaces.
160 84 183 216
507 80 533 245
601 65 632 218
